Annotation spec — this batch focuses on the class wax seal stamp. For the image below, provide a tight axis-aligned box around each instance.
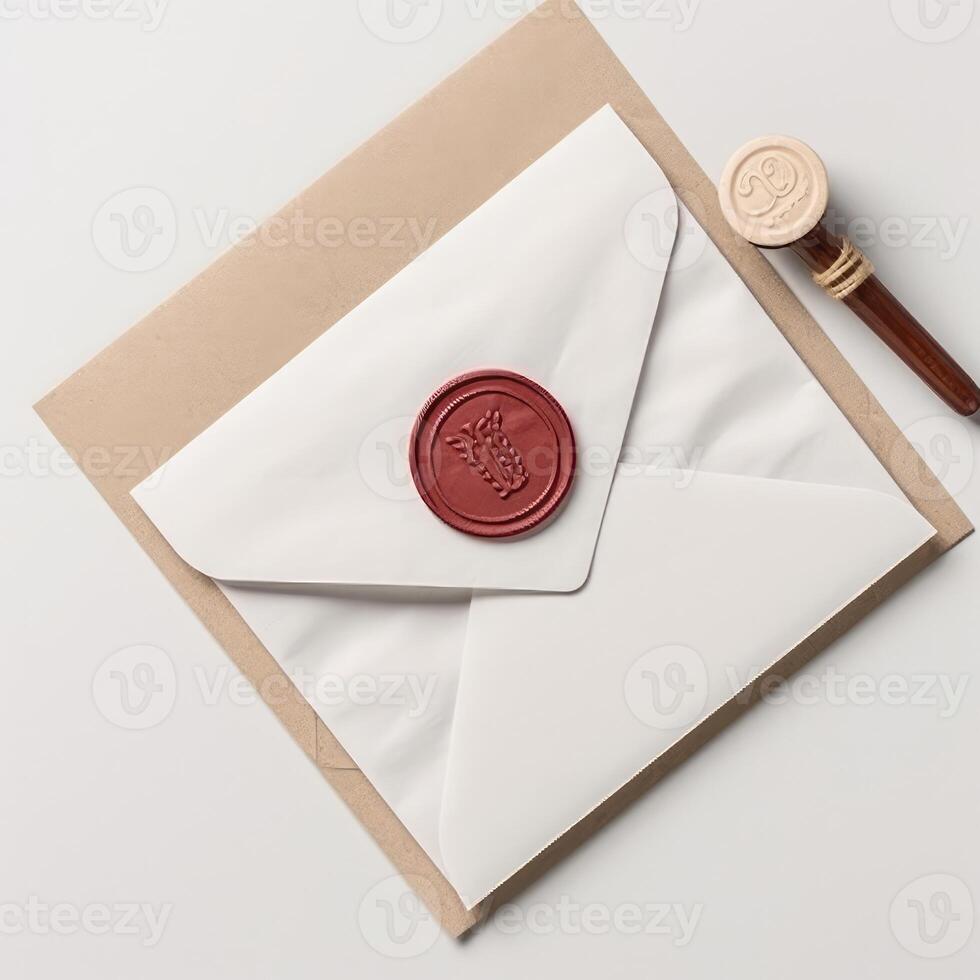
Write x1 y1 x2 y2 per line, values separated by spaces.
718 134 829 248
410 370 575 538
718 133 980 416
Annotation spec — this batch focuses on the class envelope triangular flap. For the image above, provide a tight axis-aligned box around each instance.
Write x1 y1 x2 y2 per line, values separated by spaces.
132 106 675 593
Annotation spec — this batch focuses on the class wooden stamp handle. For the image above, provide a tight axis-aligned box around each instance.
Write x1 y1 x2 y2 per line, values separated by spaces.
791 223 980 416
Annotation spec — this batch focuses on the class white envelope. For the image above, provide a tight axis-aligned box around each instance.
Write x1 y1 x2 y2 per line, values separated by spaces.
132 107 934 907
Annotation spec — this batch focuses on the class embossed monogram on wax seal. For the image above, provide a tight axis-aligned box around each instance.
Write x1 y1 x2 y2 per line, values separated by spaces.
445 408 529 500
409 370 576 539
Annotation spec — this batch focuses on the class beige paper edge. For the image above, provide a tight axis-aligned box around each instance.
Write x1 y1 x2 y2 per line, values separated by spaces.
35 1 972 938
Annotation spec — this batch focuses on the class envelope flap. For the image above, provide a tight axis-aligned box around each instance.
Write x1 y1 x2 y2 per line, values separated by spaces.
132 107 676 592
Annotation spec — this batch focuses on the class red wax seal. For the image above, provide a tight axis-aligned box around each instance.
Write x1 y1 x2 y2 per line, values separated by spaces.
409 370 576 538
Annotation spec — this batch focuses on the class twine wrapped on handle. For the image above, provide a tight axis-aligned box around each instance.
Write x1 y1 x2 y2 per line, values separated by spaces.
812 237 876 301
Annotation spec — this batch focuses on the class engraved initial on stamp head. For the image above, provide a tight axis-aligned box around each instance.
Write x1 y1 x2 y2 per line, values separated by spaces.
719 135 829 247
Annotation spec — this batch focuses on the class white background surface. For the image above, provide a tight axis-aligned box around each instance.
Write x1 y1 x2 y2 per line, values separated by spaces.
3 1 978 976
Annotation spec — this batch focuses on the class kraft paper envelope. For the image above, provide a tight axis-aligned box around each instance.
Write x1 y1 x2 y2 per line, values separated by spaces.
36 1 972 937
